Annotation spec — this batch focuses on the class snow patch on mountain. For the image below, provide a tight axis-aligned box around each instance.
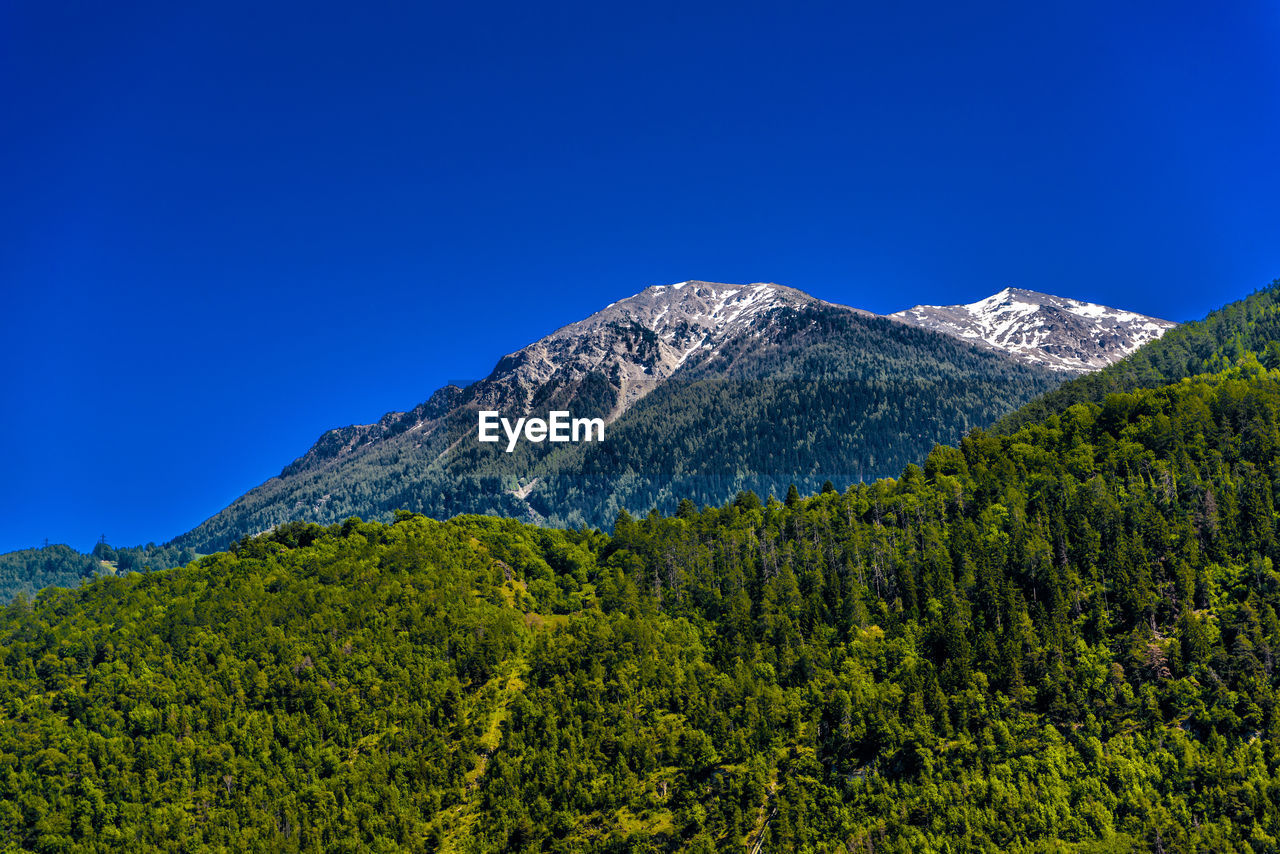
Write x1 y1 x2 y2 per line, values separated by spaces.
890 287 1176 372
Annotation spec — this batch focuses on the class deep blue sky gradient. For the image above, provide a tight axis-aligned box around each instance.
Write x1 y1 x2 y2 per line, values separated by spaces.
2 0 1278 552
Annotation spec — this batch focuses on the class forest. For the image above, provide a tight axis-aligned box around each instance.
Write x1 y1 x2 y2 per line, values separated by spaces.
2 283 1280 850
2 285 1280 850
0 546 101 605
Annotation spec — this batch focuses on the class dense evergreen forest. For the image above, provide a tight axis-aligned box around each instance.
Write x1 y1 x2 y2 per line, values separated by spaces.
3 283 1280 850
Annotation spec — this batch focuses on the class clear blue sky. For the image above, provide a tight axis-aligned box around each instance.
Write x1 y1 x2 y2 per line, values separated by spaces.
2 0 1277 553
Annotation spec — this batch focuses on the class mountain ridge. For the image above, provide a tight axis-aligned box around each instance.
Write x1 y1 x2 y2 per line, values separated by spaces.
168 279 1104 553
287 281 1173 478
890 285 1176 371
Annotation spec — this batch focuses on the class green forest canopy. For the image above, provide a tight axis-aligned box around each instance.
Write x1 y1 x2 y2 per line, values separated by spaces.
0 365 1278 848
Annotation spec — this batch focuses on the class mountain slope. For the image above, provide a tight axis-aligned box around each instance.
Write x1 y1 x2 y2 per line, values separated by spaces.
891 286 1176 371
172 284 1063 552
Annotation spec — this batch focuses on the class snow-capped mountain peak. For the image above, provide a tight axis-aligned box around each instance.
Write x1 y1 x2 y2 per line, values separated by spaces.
264 278 1178 513
483 281 830 416
567 280 817 339
890 287 1176 372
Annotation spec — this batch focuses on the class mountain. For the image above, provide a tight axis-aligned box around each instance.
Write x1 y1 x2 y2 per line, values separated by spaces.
171 281 1065 554
891 286 1176 371
0 280 1178 592
2 282 1279 850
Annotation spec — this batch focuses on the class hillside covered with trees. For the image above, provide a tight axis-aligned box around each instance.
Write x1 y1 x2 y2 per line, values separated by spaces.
2 284 1280 850
0 542 194 606
0 545 100 605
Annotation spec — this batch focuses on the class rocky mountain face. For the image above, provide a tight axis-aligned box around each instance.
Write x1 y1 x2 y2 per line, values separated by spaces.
890 287 1176 372
281 281 826 479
